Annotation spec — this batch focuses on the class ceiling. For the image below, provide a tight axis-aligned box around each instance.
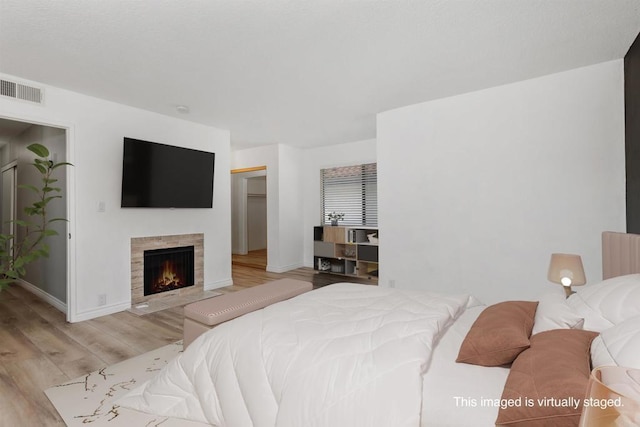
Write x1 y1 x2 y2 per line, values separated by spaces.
1 0 639 150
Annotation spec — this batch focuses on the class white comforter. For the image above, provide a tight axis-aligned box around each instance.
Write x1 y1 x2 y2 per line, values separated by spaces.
118 283 474 427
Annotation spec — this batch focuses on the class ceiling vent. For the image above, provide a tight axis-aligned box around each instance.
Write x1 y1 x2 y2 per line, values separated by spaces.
0 79 43 104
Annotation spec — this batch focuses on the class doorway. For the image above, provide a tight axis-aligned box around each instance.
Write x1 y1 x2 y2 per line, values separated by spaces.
231 167 267 269
0 117 69 313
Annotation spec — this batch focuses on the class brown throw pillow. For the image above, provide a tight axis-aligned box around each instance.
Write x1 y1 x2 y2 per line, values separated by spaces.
495 329 599 426
456 301 538 366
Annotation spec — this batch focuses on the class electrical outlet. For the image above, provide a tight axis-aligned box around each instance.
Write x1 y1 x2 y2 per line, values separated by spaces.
98 294 107 306
389 279 396 288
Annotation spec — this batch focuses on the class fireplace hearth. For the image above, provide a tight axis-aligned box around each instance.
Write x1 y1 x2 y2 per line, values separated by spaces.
144 246 195 296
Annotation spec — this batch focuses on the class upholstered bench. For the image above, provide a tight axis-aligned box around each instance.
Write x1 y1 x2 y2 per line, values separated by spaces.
183 278 313 348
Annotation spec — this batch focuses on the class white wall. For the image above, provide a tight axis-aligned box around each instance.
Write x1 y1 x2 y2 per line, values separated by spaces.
377 60 626 303
0 140 12 165
277 144 304 271
301 139 377 267
0 73 232 322
232 139 376 271
232 144 305 272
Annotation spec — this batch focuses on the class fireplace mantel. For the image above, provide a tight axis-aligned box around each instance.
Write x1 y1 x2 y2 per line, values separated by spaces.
130 234 204 306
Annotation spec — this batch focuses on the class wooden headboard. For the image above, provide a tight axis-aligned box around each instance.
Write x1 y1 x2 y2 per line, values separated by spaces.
602 231 640 279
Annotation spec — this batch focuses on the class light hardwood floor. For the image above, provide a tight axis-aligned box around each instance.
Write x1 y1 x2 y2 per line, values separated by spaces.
0 265 374 426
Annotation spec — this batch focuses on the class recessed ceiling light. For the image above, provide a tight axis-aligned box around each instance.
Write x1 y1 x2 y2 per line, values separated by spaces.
176 105 190 114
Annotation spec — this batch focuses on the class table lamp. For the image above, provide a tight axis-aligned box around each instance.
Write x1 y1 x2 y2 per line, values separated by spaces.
547 253 586 298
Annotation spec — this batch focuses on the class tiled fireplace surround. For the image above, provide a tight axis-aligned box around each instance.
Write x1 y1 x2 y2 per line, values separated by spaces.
130 233 204 306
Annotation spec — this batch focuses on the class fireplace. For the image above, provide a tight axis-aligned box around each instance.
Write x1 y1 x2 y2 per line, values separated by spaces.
143 245 195 296
131 233 204 306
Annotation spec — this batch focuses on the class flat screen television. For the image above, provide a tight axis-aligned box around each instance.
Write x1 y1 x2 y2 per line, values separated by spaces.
121 137 215 208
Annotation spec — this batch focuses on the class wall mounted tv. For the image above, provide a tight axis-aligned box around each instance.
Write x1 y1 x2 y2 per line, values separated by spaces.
121 137 215 208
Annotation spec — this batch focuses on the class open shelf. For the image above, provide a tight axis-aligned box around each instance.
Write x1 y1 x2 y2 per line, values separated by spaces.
313 226 378 281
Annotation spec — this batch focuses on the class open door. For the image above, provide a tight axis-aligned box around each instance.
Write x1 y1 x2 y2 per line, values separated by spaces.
1 161 17 256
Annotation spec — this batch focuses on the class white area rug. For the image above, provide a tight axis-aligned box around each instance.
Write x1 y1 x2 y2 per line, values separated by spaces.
45 341 209 426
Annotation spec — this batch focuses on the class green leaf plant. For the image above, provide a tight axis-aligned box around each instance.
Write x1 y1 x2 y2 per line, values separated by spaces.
0 143 72 291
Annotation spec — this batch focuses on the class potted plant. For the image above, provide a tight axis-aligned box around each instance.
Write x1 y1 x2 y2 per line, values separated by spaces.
327 211 345 226
0 143 71 291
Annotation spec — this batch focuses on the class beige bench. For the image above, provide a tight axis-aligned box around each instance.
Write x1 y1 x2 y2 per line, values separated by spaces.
183 278 313 348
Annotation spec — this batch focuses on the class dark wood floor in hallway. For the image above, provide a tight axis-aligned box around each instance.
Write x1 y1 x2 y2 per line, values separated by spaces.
232 248 268 269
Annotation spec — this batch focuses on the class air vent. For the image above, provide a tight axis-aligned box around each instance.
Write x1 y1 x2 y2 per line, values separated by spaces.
0 79 43 104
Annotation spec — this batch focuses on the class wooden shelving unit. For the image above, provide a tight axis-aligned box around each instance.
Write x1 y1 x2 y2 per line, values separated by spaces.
313 226 378 280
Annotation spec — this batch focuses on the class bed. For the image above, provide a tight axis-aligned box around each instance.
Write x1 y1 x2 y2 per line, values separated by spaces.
116 231 640 426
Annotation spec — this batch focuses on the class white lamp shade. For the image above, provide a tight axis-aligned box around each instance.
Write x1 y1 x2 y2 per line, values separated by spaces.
547 253 586 286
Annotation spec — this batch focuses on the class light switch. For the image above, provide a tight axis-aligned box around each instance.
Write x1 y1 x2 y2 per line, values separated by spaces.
98 201 106 212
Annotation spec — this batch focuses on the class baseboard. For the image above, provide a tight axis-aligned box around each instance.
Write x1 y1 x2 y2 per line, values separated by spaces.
204 277 233 291
266 262 304 273
17 279 67 314
15 279 128 323
71 301 132 323
70 278 233 323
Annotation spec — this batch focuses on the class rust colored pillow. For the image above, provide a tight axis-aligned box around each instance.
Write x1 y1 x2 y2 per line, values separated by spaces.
456 301 538 366
495 329 599 426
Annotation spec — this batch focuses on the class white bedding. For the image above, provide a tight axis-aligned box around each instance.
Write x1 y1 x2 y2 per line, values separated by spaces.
421 306 509 426
118 283 476 427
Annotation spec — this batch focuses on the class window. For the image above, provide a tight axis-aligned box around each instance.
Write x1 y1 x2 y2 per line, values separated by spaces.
321 163 377 226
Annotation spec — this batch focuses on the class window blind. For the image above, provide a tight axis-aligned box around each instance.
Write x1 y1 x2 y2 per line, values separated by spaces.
321 163 377 226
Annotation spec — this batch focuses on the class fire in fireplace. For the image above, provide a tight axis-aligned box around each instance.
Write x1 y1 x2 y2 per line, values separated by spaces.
144 245 195 296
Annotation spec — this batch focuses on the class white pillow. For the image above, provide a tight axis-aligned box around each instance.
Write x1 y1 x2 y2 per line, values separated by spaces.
591 316 640 370
566 295 614 332
567 274 640 330
590 336 614 367
532 290 584 335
